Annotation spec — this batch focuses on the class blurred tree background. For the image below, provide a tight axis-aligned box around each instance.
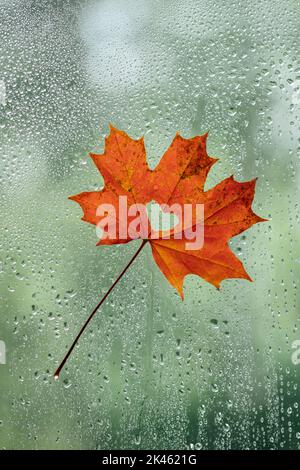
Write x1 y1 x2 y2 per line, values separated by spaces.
0 0 300 449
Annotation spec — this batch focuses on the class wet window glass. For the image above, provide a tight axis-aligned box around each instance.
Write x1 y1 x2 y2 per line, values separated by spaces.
0 0 299 450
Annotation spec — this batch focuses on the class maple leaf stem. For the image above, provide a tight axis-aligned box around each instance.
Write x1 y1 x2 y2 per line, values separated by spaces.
54 239 148 379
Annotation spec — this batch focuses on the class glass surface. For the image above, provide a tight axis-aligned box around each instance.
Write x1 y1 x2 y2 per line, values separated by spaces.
0 0 299 450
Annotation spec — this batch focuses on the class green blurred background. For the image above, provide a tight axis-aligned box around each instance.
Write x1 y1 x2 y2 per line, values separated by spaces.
0 0 300 450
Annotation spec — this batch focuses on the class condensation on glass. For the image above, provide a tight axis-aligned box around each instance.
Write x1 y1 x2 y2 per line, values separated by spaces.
0 0 299 450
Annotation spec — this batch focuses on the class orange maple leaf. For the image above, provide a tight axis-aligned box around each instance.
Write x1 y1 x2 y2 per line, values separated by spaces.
70 125 265 297
54 125 266 377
